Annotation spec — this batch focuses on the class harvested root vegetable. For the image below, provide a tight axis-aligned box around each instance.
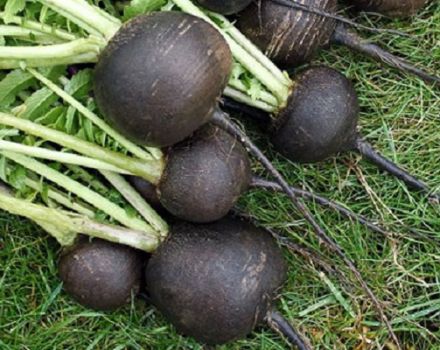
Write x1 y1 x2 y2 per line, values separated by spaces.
226 66 439 200
59 237 144 310
94 12 232 147
145 217 309 349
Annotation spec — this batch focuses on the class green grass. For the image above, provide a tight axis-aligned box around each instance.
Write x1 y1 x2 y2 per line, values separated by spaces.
1 2 440 349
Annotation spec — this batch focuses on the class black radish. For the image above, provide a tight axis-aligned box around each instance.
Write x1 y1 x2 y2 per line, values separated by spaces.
194 0 253 14
237 0 440 83
145 217 309 348
157 125 251 223
130 124 388 234
0 6 233 147
348 0 427 17
94 11 232 147
59 237 144 310
226 66 439 200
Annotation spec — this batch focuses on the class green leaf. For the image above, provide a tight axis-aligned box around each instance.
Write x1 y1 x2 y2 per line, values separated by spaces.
35 106 66 126
81 117 95 143
65 69 92 99
64 106 77 135
8 164 26 190
54 111 66 131
3 0 26 23
39 66 67 82
0 70 35 108
18 87 58 121
123 0 167 20
125 206 137 218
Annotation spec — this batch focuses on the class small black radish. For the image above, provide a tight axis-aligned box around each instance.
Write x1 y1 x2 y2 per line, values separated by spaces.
59 237 144 311
194 0 253 14
232 66 439 200
94 11 233 147
157 125 252 223
145 217 310 349
348 0 427 17
129 124 387 233
272 66 359 163
237 0 440 84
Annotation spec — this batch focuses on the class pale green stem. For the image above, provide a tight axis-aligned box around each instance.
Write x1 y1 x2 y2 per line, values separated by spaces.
1 181 77 245
209 12 291 87
29 68 162 162
143 146 164 161
1 151 158 234
64 164 109 193
24 176 95 217
37 0 120 40
39 5 102 37
0 139 131 174
75 218 160 252
0 25 64 43
0 37 103 59
228 80 279 107
227 39 288 104
0 113 164 184
100 171 168 238
171 0 290 105
0 13 77 41
223 87 276 112
0 52 98 69
0 191 159 251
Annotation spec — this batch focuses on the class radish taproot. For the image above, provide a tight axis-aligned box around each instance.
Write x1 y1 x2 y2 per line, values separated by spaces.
270 67 439 200
227 66 439 200
59 237 145 310
236 0 439 83
348 0 427 17
145 216 310 348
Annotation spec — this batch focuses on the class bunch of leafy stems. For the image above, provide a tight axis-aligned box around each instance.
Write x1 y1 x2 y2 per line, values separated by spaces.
0 0 403 346
0 99 168 251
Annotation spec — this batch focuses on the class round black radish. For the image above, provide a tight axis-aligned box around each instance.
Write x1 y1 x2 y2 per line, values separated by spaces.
94 12 232 147
272 66 359 163
349 0 427 17
238 0 337 67
195 0 253 14
157 125 252 223
145 217 287 345
59 237 144 311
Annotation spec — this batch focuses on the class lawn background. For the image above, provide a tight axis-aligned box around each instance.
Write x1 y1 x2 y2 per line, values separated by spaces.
0 1 439 349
